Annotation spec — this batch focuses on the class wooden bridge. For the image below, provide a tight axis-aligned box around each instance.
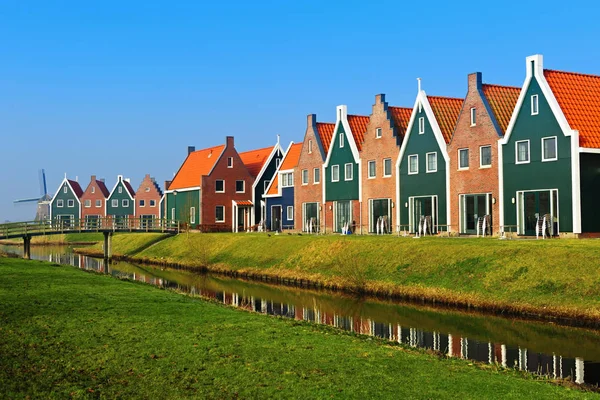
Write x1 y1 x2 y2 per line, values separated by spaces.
0 218 181 259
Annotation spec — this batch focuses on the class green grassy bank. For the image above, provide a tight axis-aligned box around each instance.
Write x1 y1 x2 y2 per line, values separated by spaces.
0 258 595 399
78 233 600 323
0 232 105 246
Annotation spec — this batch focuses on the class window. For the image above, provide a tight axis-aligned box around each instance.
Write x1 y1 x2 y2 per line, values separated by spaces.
276 158 281 169
215 206 225 222
67 199 74 207
516 140 530 164
122 199 129 207
150 200 156 207
480 145 492 167
376 127 382 138
91 187 95 194
314 168 320 184
118 187 122 194
332 165 340 182
308 140 313 154
227 157 233 168
171 208 175 221
408 155 418 175
345 163 353 181
339 133 344 148
190 207 195 224
111 199 118 207
140 199 145 207
287 206 294 221
264 180 270 192
215 180 225 193
470 108 476 126
531 94 539 115
383 158 392 177
95 200 101 207
236 180 245 193
426 152 437 173
145 187 150 192
368 160 376 178
63 186 67 194
85 200 91 208
419 117 425 134
281 173 294 188
458 148 469 169
57 199 64 208
542 137 557 161
301 169 309 185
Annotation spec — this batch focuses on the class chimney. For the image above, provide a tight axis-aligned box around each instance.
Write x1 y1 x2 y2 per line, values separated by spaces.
468 72 482 92
165 180 172 191
375 94 386 104
125 178 130 183
307 114 317 130
226 136 234 148
99 178 105 183
526 54 543 77
188 146 195 155
91 175 96 181
145 174 151 179
336 105 348 122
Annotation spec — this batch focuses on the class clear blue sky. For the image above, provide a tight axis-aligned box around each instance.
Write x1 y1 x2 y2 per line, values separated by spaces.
1 0 598 221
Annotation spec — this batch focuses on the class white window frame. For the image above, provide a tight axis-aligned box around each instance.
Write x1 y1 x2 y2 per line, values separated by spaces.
516 140 531 164
118 187 122 194
63 186 68 194
479 145 492 168
122 199 129 208
215 180 225 193
227 157 233 168
339 133 345 148
67 199 74 208
368 160 376 179
331 165 340 182
418 117 425 134
150 200 156 207
276 158 281 169
95 199 102 208
308 140 313 154
84 199 91 208
470 107 476 126
236 180 245 193
344 163 353 181
286 206 294 221
313 168 320 184
426 152 437 173
91 187 95 194
140 199 145 207
302 169 309 185
531 94 539 115
408 155 418 175
111 199 118 207
376 127 382 139
458 148 469 170
190 207 195 224
171 208 175 221
57 199 64 208
145 187 150 192
215 205 225 223
383 158 392 177
542 136 558 162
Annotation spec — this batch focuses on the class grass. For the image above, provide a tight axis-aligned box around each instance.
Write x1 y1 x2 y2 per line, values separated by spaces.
0 257 596 399
0 232 104 245
78 233 600 322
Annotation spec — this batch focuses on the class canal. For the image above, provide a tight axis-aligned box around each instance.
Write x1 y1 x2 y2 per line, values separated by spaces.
3 244 600 385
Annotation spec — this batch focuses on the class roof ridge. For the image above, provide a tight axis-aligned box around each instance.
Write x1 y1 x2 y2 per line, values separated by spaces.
482 83 521 90
545 68 600 79
388 105 413 110
348 114 370 118
239 145 274 154
427 95 464 101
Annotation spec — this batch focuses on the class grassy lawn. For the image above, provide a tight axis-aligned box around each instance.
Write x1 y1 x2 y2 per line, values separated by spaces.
0 232 105 245
0 258 595 399
79 233 600 321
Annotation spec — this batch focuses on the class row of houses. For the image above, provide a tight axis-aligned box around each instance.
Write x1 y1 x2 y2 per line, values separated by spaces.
166 54 600 237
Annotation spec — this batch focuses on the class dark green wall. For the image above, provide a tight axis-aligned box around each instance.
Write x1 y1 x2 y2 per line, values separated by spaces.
106 180 135 217
501 77 573 232
325 123 359 201
580 153 600 233
51 181 80 220
165 190 200 224
398 107 447 226
253 149 283 223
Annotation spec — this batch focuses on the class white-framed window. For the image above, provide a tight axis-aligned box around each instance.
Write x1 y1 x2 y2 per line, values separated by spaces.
331 165 340 182
95 200 102 207
227 157 233 168
118 187 122 194
63 186 68 194
122 199 129 207
408 155 418 174
480 145 492 167
458 148 469 169
145 187 150 192
426 152 437 173
308 140 313 154
236 180 245 193
281 173 294 188
339 133 344 148
516 140 530 164
67 199 74 207
91 187 95 194
215 180 225 193
111 199 118 207
376 127 382 139
313 168 320 184
276 158 281 169
542 136 558 162
190 207 195 224
368 160 376 178
171 208 175 221
383 158 392 177
84 199 91 208
419 117 425 134
150 200 156 207
344 163 353 181
263 180 270 192
57 199 64 208
286 206 294 221
302 169 309 185
215 205 225 223
531 94 539 115
140 199 145 207
470 107 476 126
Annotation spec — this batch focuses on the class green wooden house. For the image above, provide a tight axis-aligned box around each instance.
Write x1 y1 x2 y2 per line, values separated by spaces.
49 177 84 227
396 83 463 234
106 175 136 226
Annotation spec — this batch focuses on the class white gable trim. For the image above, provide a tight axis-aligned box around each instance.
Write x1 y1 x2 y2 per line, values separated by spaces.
250 141 284 225
108 175 135 201
323 105 361 167
165 186 201 194
263 141 295 198
207 146 227 176
50 177 82 220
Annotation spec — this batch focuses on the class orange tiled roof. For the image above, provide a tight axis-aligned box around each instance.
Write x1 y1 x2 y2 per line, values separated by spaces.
266 174 279 196
239 146 275 177
428 96 464 143
347 115 369 151
388 106 413 138
545 69 600 148
316 122 335 153
169 145 225 190
482 84 520 134
236 200 253 206
280 143 303 170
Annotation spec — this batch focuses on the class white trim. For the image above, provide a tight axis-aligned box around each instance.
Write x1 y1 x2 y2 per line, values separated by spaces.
122 199 129 208
339 132 344 148
250 140 284 226
470 107 476 126
301 169 309 185
515 140 530 164
107 175 134 201
458 148 469 170
515 189 560 235
281 172 294 188
331 165 340 182
111 199 118 208
531 94 539 115
263 141 294 198
498 139 504 229
215 205 225 223
376 127 382 139
479 145 492 168
367 160 376 179
418 117 425 134
383 158 392 178
541 136 558 162
215 179 225 193
313 167 320 184
57 199 64 208
579 147 600 154
408 154 418 175
324 105 361 167
572 130 582 233
426 152 437 173
286 205 294 221
344 163 353 181
227 157 234 168
165 186 201 194
235 180 245 193
190 207 196 224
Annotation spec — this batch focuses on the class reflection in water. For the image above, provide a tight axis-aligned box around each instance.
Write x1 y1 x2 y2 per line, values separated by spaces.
3 244 599 386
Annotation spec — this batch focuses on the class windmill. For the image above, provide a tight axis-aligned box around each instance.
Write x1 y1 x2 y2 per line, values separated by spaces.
13 169 52 221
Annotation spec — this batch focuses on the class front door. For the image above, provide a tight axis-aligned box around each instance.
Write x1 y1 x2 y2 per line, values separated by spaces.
412 197 434 233
463 194 489 234
304 202 319 232
335 201 352 233
271 206 282 232
237 207 246 232
523 191 551 236
370 199 390 233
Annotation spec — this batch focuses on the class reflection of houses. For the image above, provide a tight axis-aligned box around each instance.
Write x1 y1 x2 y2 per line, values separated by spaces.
50 176 84 227
81 175 110 228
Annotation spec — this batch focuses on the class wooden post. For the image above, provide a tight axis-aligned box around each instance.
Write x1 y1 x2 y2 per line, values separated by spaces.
103 231 112 260
23 235 31 259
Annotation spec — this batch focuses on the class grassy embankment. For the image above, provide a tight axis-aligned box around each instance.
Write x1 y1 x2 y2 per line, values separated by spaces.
78 233 600 324
0 257 595 399
0 232 105 246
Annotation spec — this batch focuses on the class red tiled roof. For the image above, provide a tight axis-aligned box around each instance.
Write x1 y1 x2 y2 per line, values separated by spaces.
545 69 600 148
96 180 110 197
236 200 253 206
169 145 225 190
482 84 520 134
428 96 464 143
316 122 335 153
347 115 369 151
280 143 302 170
239 146 274 177
68 180 84 198
266 174 279 196
388 106 413 138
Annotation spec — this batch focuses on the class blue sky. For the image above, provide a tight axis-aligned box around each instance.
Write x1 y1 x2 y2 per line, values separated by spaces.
1 0 599 221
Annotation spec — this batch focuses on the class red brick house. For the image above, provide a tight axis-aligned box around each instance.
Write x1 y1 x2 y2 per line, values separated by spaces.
448 73 519 235
80 175 109 227
135 174 164 226
294 114 335 232
360 94 412 234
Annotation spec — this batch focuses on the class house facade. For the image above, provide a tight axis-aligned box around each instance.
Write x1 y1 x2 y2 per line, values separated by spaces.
106 175 136 226
80 175 110 228
294 114 334 233
50 177 84 227
135 174 163 227
448 73 519 235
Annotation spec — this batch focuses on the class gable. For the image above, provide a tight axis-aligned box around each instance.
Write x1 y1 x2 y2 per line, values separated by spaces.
170 145 225 190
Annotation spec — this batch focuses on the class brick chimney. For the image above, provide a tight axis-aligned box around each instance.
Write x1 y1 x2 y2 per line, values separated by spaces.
307 114 317 131
91 175 96 181
164 180 172 191
375 94 386 104
468 72 483 93
226 136 234 148
188 146 195 155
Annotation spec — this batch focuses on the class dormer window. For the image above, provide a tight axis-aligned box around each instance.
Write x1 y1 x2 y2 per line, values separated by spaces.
419 117 425 134
470 108 476 126
339 133 344 148
376 128 382 139
227 157 233 168
531 95 539 115
308 140 313 154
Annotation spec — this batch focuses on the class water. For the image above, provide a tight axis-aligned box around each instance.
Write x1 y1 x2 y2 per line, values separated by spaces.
3 244 600 385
